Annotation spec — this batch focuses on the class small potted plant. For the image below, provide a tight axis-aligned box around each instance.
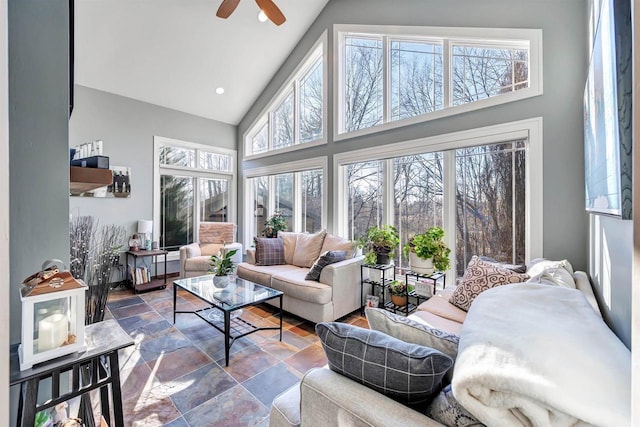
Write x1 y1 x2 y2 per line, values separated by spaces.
403 226 451 275
262 210 288 238
209 244 238 289
359 224 400 265
389 280 409 307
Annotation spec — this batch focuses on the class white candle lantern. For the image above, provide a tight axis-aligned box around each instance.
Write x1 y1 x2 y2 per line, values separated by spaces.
19 276 87 371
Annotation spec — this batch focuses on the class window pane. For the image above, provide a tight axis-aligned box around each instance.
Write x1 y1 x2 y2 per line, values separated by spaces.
160 146 195 168
160 175 194 251
299 59 324 143
302 169 323 232
452 45 529 106
346 161 384 241
252 176 269 237
390 41 443 121
394 153 444 269
272 93 294 150
455 141 526 276
199 178 229 222
275 173 294 225
199 152 232 172
344 36 383 132
252 123 268 155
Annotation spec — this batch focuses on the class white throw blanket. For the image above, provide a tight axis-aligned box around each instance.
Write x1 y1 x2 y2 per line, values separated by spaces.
452 283 630 427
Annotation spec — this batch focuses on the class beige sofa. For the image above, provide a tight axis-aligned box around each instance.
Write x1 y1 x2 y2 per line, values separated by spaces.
179 222 243 278
237 231 364 324
270 267 618 427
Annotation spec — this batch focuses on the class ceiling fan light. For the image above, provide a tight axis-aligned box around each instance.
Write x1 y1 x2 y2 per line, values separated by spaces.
257 10 268 22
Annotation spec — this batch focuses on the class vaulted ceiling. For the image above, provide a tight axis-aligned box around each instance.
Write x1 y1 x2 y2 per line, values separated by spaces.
75 0 329 125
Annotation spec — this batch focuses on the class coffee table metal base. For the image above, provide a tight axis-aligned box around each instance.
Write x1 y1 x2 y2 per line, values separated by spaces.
173 286 282 366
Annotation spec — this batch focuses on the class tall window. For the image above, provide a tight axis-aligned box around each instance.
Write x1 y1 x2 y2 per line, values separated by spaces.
336 26 541 139
336 119 542 277
154 137 236 252
245 39 326 158
244 159 326 246
456 142 525 275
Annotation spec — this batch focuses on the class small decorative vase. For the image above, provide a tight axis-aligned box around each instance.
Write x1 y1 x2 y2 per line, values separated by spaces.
391 294 408 307
212 275 230 289
409 252 435 275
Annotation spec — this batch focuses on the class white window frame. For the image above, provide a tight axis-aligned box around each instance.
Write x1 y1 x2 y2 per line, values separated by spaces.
334 117 544 277
334 24 543 141
153 136 237 260
244 31 328 160
243 157 328 249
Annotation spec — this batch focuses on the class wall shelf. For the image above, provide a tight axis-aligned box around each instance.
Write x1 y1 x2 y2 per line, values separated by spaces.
69 166 112 194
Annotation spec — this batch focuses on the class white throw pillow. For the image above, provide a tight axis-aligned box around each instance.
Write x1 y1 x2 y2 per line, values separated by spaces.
526 259 576 289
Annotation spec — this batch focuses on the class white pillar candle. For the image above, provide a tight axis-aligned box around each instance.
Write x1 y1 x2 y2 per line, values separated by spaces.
38 313 68 352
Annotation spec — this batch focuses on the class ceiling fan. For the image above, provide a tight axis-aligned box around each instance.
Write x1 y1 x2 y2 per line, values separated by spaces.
216 0 286 26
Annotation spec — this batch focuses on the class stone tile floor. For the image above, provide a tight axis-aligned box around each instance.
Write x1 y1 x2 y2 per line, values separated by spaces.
103 277 368 427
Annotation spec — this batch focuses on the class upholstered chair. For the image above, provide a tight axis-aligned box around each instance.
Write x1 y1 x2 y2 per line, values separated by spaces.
179 222 243 278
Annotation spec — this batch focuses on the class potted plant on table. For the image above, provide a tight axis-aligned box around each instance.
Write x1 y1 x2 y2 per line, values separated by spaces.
359 224 400 265
403 226 451 275
209 244 238 289
262 210 288 238
389 280 410 307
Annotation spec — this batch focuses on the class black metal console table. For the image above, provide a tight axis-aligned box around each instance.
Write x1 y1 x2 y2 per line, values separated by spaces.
10 319 134 427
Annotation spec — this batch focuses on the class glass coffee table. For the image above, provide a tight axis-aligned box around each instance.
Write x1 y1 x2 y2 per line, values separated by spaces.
173 275 283 366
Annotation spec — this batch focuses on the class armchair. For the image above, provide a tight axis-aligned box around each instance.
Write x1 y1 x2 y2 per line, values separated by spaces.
179 222 243 278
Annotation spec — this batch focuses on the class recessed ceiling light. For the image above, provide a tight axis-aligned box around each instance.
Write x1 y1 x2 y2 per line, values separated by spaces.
258 10 268 22
216 87 225 95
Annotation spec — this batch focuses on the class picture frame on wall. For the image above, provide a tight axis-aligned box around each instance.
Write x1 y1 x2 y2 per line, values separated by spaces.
583 0 632 219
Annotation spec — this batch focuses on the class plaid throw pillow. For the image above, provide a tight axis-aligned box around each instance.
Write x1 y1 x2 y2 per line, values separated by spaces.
305 251 347 281
449 256 529 311
254 237 286 266
316 322 452 408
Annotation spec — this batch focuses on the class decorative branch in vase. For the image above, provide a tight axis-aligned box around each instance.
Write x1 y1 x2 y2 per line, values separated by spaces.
70 216 126 324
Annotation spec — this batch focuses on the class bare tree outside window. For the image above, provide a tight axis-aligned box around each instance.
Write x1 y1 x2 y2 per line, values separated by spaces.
252 123 268 154
393 153 444 268
160 175 194 251
390 40 443 121
452 45 529 106
302 169 323 232
300 59 323 143
346 161 384 241
455 141 526 275
272 93 294 150
344 36 383 132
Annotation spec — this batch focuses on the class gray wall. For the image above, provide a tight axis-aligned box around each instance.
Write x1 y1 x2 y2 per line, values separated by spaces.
69 85 237 272
9 0 70 344
8 0 71 420
238 0 590 270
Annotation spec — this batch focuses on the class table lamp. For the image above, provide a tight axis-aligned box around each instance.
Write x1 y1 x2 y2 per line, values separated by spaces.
137 220 153 251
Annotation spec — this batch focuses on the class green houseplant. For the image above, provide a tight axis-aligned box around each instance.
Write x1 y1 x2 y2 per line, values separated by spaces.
262 210 288 238
403 226 451 274
389 280 412 307
359 224 400 265
209 244 238 288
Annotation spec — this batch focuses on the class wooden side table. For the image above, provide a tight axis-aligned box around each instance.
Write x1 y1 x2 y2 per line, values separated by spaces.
10 319 134 427
125 249 168 293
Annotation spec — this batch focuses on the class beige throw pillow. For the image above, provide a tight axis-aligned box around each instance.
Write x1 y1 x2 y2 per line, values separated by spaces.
278 231 298 265
449 256 530 311
292 230 327 268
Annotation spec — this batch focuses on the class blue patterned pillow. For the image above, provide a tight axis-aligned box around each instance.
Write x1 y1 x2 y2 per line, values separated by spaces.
316 322 453 407
427 384 485 426
305 250 347 281
254 237 286 266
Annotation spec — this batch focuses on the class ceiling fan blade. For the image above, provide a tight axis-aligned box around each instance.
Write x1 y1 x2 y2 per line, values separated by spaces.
216 0 241 18
255 0 286 26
